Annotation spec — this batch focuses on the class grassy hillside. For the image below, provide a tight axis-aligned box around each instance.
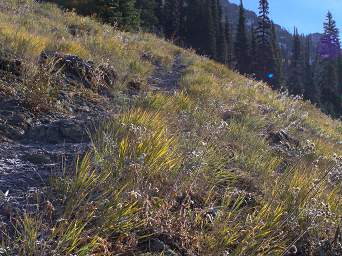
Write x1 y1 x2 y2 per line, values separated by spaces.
0 0 341 255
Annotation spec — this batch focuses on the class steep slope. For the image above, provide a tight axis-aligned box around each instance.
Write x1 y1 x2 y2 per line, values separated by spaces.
0 1 341 255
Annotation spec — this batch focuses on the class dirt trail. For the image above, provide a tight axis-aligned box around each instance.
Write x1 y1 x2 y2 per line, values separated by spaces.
148 54 187 92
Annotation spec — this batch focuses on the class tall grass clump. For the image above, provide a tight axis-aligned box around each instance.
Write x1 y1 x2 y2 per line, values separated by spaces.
92 109 181 187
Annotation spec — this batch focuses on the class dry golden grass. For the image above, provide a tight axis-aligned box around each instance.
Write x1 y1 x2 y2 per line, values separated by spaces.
0 0 341 255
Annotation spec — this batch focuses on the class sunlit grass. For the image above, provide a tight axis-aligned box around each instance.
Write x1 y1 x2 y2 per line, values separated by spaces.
0 22 49 58
92 109 181 185
0 0 341 255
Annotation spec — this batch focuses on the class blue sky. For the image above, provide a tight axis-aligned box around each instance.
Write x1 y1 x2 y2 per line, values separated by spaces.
230 0 342 35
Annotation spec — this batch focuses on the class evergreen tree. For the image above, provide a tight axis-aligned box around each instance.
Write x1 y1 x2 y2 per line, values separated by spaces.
217 4 228 64
249 25 257 75
337 56 342 115
211 0 220 60
317 59 339 115
184 0 204 51
47 0 95 14
50 0 140 31
303 36 320 103
119 0 140 30
234 0 249 74
255 0 274 84
204 0 217 58
96 0 121 26
288 28 304 95
318 12 340 60
163 0 182 41
225 15 233 66
317 12 341 116
154 0 164 32
94 0 140 31
136 0 159 31
270 22 283 88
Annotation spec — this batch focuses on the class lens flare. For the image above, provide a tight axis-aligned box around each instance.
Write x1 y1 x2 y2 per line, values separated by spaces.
267 73 274 79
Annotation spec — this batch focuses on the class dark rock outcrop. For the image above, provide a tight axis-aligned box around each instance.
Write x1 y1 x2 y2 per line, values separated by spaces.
268 129 299 149
127 79 144 94
0 57 22 76
23 117 96 144
221 110 241 122
39 51 117 93
0 97 32 141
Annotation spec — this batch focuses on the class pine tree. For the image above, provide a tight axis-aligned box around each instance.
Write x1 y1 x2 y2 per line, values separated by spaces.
184 0 203 51
205 0 217 58
234 0 249 74
337 56 342 115
225 15 233 66
317 12 341 116
95 0 140 31
163 0 182 41
136 0 158 31
303 36 320 103
212 0 220 60
288 28 304 95
49 0 97 16
318 12 340 60
249 25 257 75
120 0 140 30
217 4 228 64
96 0 122 26
317 59 339 115
270 22 283 88
154 0 164 32
255 0 274 84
